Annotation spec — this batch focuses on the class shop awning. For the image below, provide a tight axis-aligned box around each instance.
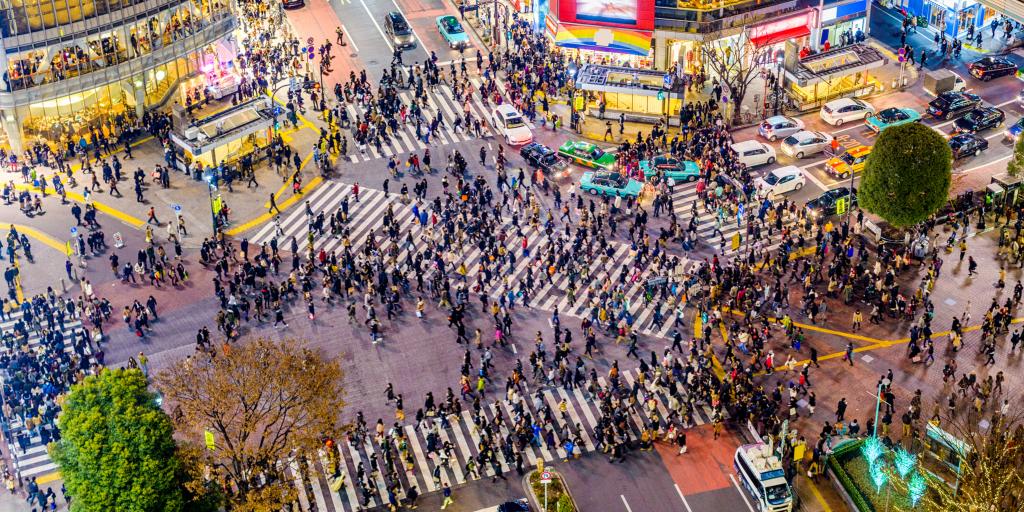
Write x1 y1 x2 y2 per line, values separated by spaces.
554 23 652 56
749 25 810 47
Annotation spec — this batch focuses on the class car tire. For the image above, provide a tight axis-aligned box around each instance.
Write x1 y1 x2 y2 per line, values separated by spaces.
976 149 983 157
505 136 511 145
841 171 850 179
767 156 776 165
835 118 845 126
686 176 697 183
795 181 804 190
588 188 598 196
769 135 777 142
796 152 804 159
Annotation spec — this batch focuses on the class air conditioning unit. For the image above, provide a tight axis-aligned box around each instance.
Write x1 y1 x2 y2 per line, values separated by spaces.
185 127 201 140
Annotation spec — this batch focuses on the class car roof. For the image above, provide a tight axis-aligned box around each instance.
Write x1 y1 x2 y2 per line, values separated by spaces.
770 166 801 176
765 115 794 124
494 104 519 116
388 11 405 21
731 140 766 150
846 145 872 156
789 130 822 141
825 98 858 107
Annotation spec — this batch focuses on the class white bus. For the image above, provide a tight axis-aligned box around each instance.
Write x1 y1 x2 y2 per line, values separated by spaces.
734 443 794 512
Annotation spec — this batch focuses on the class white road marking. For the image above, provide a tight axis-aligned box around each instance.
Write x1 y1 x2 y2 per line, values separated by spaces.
620 495 633 512
359 0 393 52
797 161 829 191
961 153 1011 174
675 484 694 512
730 474 757 512
340 24 360 53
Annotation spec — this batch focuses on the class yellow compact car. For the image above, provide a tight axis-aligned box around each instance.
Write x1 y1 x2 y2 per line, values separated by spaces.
824 145 872 179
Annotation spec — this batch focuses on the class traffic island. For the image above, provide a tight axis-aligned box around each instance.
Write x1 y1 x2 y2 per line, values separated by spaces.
526 467 579 512
827 436 941 511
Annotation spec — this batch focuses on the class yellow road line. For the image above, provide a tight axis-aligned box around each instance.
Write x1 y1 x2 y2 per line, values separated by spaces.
226 176 324 236
9 224 67 253
264 151 315 208
36 471 61 484
68 136 155 173
807 480 835 512
14 185 145 229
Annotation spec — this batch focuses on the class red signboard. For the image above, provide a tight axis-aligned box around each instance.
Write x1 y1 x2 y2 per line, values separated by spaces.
555 0 655 31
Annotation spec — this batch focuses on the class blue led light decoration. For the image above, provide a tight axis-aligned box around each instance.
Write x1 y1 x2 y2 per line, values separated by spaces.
908 472 927 506
894 446 917 478
862 436 884 464
869 459 889 492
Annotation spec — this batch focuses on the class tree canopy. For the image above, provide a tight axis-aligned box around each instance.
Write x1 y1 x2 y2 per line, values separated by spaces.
156 338 345 511
859 122 952 228
50 368 185 512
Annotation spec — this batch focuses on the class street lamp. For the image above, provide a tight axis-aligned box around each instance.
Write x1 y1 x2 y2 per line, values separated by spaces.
772 54 784 115
205 175 218 234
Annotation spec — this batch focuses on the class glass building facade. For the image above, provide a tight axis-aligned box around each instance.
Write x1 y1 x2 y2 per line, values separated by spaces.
0 0 237 153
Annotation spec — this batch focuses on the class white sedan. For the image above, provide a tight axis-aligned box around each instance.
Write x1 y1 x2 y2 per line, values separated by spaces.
756 166 805 197
492 104 533 145
820 98 874 127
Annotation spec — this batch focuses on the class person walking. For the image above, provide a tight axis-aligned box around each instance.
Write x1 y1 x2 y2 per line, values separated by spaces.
440 482 454 509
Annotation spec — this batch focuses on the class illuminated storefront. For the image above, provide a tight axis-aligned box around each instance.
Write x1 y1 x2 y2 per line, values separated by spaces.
575 63 683 121
816 0 869 49
546 0 656 66
783 43 885 110
0 0 236 153
169 97 273 169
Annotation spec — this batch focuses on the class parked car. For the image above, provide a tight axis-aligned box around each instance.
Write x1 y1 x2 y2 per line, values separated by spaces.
520 143 568 175
758 115 804 141
640 155 700 184
755 166 805 197
824 145 872 179
730 140 776 168
781 130 834 159
968 56 1017 81
282 0 305 9
384 11 416 49
820 98 874 126
953 107 1005 133
865 107 921 133
558 140 616 170
579 171 644 198
948 133 989 159
492 104 532 145
436 15 469 48
806 187 857 218
926 90 982 120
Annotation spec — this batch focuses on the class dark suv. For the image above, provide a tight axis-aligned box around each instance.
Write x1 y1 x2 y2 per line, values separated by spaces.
384 11 415 49
953 107 1005 134
806 187 857 218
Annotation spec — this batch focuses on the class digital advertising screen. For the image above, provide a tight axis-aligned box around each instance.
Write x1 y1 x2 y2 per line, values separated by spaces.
556 0 655 30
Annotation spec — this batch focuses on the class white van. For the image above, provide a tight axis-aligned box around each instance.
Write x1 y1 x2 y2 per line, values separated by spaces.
730 140 776 168
734 443 793 512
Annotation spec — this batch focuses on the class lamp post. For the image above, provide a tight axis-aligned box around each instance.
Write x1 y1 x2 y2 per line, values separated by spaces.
772 54 784 115
205 175 218 235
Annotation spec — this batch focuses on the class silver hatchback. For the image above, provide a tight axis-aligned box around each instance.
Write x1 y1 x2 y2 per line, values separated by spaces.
780 130 834 159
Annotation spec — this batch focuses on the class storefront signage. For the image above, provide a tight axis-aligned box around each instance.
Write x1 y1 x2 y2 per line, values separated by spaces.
820 0 867 25
556 0 654 31
748 10 816 46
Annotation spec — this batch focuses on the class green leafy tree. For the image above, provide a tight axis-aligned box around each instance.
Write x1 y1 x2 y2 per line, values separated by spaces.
859 122 952 228
50 368 185 512
1007 132 1024 177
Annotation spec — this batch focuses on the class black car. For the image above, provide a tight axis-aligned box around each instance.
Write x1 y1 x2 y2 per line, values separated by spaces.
948 133 989 159
520 143 568 175
497 499 531 512
806 187 857 218
953 107 1005 133
282 0 304 8
926 91 981 119
968 56 1017 81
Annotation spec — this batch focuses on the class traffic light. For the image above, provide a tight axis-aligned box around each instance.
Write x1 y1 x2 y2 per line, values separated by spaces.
308 46 315 60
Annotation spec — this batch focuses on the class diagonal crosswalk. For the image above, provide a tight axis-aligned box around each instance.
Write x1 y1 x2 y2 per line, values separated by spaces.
0 310 87 481
282 365 717 511
669 181 802 258
340 78 531 163
249 182 702 339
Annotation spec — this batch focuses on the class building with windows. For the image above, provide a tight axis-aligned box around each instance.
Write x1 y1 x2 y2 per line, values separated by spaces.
0 0 237 153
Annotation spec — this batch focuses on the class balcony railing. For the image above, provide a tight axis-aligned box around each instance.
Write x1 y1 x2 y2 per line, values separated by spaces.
654 0 804 34
0 13 234 107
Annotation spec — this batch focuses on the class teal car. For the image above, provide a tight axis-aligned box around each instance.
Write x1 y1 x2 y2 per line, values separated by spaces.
436 15 469 49
639 155 699 184
580 171 644 198
558 140 616 170
864 107 921 133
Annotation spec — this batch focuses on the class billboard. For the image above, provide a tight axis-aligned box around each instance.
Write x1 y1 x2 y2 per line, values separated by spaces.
556 0 654 31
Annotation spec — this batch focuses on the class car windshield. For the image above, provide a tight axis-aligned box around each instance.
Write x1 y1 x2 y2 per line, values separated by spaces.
589 148 605 159
506 115 525 128
879 109 903 121
392 18 411 34
764 173 781 185
443 17 463 33
782 135 800 145
931 96 951 108
541 154 557 165
839 153 857 165
766 484 790 504
963 110 985 122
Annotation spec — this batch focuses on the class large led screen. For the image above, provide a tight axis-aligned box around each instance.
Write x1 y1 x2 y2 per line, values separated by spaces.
556 0 654 30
